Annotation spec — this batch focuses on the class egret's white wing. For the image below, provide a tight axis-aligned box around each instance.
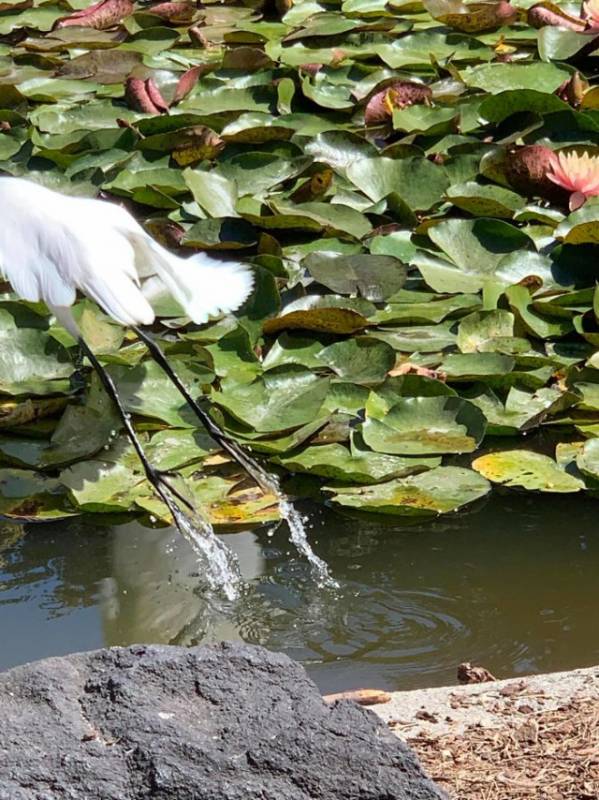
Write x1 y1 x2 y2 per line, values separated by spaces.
0 176 254 328
0 177 155 327
0 180 78 307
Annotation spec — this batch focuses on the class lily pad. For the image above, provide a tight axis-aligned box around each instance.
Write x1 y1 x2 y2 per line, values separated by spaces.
0 313 73 396
107 360 214 427
61 459 146 512
416 218 533 293
457 309 517 353
371 323 457 353
263 297 370 335
555 199 599 246
446 182 523 219
462 62 572 94
304 253 407 301
274 443 439 484
213 367 330 433
316 337 396 384
326 466 491 516
346 156 449 211
362 395 487 455
575 438 599 483
136 472 280 527
472 450 585 492
0 468 75 521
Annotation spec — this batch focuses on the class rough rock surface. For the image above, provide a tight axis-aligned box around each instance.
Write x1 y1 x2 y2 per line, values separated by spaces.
0 642 446 800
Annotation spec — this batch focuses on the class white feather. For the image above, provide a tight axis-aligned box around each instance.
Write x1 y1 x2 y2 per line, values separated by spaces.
0 176 254 331
138 244 255 324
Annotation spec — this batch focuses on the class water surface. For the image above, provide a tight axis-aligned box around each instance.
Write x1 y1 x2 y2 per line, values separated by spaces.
1 492 598 693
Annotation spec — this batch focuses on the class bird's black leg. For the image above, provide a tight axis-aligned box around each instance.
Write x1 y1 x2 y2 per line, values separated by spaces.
74 341 85 371
77 337 195 518
132 326 277 495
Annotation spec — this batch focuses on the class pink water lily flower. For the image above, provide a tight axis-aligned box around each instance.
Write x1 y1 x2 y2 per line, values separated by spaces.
582 0 599 25
547 150 599 209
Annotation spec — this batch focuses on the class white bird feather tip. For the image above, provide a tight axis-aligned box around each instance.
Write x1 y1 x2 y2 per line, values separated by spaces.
187 255 255 319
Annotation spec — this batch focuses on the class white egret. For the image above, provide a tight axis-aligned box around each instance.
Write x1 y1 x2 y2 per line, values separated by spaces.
0 176 276 519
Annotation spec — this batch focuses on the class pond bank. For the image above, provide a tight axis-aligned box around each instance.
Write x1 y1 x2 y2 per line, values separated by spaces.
372 665 599 798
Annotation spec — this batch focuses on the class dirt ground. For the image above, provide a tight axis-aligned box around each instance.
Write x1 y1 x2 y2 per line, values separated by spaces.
372 666 599 799
404 698 599 799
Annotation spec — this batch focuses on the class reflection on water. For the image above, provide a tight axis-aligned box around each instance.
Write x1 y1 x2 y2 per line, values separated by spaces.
1 491 599 693
102 523 265 646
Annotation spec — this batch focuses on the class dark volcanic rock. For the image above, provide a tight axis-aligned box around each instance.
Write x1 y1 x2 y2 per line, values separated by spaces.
0 643 446 800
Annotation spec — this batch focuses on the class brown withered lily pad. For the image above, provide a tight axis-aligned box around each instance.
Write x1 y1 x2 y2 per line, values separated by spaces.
54 0 133 29
364 81 432 126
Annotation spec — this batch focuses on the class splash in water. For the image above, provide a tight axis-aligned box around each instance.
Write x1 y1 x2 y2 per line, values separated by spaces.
161 451 336 594
279 498 338 589
278 498 339 590
223 459 338 589
161 482 242 602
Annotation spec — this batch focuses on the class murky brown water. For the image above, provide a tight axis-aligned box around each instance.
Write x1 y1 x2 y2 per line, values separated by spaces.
1 492 599 693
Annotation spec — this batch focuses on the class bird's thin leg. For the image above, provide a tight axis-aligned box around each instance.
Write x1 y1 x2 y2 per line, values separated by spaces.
69 341 86 393
77 337 195 516
133 326 278 496
74 341 85 371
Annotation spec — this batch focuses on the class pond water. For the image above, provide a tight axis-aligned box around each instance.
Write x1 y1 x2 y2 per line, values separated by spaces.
1 492 599 694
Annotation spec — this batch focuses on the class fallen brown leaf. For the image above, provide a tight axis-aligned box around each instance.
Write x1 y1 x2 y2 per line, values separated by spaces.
323 688 392 706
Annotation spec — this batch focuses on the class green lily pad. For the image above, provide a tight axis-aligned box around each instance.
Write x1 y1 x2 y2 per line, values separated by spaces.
227 415 331 454
316 337 396 384
362 395 487 455
183 168 239 218
262 333 324 371
274 442 439 484
555 199 599 246
506 284 574 340
373 293 481 324
440 352 516 380
0 468 75 521
392 106 458 137
537 26 596 61
371 323 457 353
0 311 73 396
304 252 407 301
346 156 449 211
575 438 599 482
326 466 491 516
213 367 330 433
136 472 280 527
145 428 217 471
415 218 533 293
469 386 574 435
479 89 569 124
457 309 516 352
182 219 257 250
322 383 370 415
61 459 147 512
377 31 491 69
462 62 572 94
107 360 214 427
38 375 120 467
304 130 378 174
446 182 523 219
205 326 261 387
